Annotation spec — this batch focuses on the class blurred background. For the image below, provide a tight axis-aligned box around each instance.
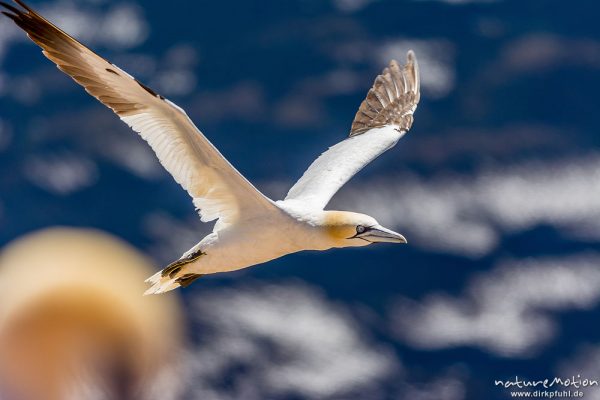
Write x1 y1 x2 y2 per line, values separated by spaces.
1 0 600 398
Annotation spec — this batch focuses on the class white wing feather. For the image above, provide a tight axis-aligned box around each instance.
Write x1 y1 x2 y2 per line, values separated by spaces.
3 0 276 230
285 126 404 209
285 52 420 209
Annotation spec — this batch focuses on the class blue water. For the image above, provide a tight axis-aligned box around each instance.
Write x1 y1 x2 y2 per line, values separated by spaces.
2 0 600 398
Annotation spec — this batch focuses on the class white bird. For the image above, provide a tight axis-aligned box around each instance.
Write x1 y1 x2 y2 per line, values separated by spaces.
2 0 420 294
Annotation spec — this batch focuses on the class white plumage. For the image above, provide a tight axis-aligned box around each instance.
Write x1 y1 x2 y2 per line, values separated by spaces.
2 0 421 294
285 126 406 209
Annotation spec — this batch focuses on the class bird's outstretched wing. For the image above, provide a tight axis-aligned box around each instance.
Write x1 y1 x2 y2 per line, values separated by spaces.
1 0 276 230
284 51 420 210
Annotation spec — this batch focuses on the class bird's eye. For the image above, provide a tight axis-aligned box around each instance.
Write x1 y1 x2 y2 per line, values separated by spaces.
356 225 366 234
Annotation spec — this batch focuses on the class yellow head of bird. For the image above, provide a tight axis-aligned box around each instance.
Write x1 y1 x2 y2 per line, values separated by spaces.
321 211 407 247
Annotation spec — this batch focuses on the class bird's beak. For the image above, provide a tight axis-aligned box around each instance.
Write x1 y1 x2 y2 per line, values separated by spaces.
357 225 407 244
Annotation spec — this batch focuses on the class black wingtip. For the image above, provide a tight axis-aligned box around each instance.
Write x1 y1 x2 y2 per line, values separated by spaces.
0 1 20 14
1 10 17 20
0 1 23 15
12 0 32 12
0 0 25 22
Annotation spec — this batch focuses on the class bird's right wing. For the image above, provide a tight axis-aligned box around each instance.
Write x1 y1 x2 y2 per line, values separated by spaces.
284 51 420 209
1 0 277 230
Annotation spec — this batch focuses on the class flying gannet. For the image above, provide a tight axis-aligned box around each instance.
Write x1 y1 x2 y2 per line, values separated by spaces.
1 0 420 294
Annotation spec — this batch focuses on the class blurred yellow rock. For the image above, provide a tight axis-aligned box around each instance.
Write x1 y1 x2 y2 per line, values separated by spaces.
0 228 186 400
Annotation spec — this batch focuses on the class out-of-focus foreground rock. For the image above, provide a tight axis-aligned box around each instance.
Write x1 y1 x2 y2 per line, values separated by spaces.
0 228 185 400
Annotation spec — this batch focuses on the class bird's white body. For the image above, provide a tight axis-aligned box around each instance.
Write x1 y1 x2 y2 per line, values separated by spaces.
182 206 304 275
177 199 374 275
155 209 313 279
2 0 420 294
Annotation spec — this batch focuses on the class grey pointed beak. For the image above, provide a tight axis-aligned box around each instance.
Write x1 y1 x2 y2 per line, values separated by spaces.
357 225 407 244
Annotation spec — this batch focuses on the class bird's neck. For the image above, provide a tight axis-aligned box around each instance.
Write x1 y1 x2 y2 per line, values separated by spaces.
276 203 352 251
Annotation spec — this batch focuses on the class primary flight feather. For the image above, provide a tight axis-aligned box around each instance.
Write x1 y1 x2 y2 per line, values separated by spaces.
1 0 420 294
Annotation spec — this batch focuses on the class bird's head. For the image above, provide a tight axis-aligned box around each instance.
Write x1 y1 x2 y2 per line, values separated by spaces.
319 211 406 248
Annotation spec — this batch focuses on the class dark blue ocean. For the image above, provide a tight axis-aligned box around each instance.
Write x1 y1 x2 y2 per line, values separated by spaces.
2 0 600 398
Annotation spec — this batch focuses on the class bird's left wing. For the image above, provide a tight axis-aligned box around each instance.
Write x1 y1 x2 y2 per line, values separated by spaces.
284 51 420 209
1 0 277 230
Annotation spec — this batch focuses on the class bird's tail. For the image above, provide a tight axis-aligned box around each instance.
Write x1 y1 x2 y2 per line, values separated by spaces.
144 250 205 295
143 271 181 295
